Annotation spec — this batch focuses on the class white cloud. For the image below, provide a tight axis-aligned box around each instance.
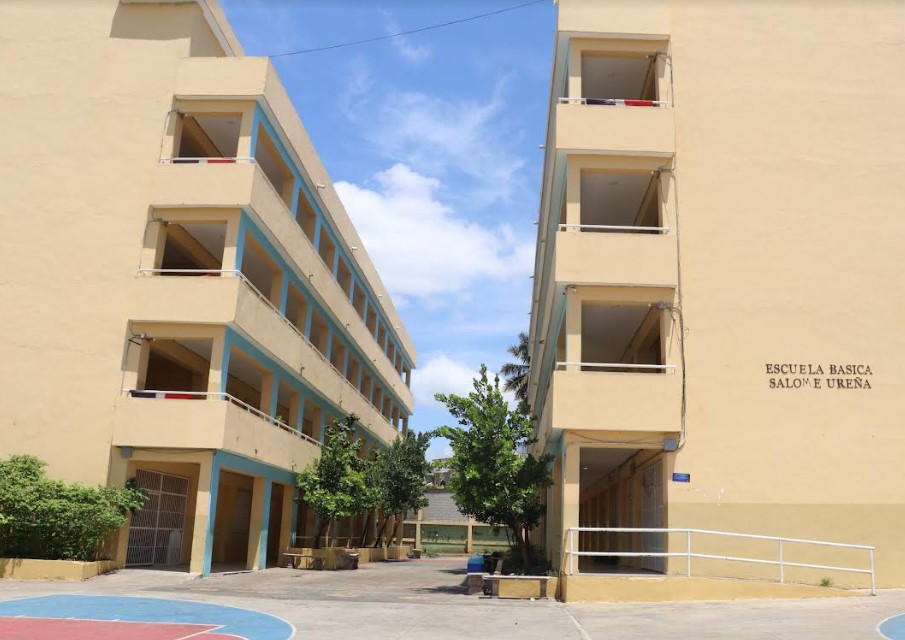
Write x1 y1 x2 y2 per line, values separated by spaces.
335 163 534 301
382 13 431 64
342 79 526 206
411 354 478 408
411 353 518 410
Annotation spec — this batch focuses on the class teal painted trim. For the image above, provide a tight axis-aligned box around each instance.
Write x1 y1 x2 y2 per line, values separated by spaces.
215 450 296 486
534 298 566 422
220 331 232 394
201 453 221 577
290 486 300 539
252 108 412 367
268 377 279 416
313 217 322 250
348 278 357 303
258 480 273 569
289 186 301 219
251 105 302 185
278 276 289 314
303 305 313 337
342 350 350 378
319 411 327 443
325 328 333 361
234 216 247 270
332 251 340 278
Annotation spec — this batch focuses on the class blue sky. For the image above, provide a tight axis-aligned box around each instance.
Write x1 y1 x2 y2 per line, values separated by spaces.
219 1 556 458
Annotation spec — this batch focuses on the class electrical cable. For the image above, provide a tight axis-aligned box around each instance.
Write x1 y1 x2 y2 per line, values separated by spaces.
269 0 547 58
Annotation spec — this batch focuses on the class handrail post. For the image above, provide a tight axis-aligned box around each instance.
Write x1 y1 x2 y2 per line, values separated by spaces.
686 529 692 577
569 528 575 576
869 548 876 596
779 539 784 583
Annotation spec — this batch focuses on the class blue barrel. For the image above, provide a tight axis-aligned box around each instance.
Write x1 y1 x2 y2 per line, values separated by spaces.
467 556 484 573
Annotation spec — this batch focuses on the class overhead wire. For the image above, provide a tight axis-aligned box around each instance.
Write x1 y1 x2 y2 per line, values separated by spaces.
269 0 547 58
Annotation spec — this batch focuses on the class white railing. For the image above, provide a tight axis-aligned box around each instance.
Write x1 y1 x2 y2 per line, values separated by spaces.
124 389 321 447
135 268 399 433
159 156 256 164
559 223 670 234
556 362 675 372
566 527 876 595
558 97 669 107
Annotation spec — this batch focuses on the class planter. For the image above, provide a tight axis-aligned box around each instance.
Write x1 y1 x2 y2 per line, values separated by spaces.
411 548 422 559
0 558 117 581
489 575 559 600
386 545 411 561
370 547 387 562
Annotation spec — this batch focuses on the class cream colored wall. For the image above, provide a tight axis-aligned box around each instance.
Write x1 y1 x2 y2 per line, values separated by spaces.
0 0 412 496
536 0 905 588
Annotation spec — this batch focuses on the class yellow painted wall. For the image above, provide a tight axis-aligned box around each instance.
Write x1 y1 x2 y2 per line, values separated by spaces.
533 0 905 590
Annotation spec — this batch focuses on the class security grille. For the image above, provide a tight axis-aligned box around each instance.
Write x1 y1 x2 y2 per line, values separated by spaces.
125 469 189 567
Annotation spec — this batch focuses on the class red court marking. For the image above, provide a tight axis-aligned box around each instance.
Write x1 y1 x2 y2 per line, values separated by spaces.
0 616 243 640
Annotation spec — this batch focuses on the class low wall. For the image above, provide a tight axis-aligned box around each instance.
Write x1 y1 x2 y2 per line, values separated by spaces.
0 558 118 581
559 575 863 603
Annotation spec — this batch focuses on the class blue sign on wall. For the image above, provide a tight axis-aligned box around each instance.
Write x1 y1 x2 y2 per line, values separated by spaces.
672 472 691 483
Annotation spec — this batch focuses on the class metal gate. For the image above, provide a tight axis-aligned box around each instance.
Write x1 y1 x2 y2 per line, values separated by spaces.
641 460 665 573
126 469 189 567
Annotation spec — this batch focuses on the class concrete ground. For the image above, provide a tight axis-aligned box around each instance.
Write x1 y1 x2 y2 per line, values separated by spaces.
0 555 902 639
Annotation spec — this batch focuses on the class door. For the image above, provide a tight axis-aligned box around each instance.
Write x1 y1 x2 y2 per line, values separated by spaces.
640 460 665 573
126 469 189 567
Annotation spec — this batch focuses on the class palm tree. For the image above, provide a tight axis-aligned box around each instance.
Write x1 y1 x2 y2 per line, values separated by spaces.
501 331 530 406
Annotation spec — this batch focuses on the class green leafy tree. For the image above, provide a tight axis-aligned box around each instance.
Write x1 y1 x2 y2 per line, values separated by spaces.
435 365 553 569
371 430 432 547
500 331 530 409
0 455 146 561
296 414 368 548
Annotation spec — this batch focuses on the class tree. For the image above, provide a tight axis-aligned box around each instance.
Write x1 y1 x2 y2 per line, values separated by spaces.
434 365 553 569
500 331 530 409
296 414 368 549
0 455 146 561
371 430 432 547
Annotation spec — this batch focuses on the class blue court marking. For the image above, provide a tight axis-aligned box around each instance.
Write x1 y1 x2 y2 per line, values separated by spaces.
879 613 905 639
0 594 294 640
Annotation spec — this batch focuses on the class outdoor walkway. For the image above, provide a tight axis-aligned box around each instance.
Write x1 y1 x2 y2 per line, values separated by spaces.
0 556 904 639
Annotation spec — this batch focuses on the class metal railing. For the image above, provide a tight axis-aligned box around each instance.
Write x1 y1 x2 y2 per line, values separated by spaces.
135 268 399 433
559 223 670 234
556 362 676 372
566 527 876 595
558 97 669 107
159 156 256 164
124 389 321 447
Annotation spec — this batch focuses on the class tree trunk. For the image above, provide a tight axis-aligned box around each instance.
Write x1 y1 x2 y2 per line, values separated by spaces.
313 515 327 549
358 511 372 547
373 514 390 547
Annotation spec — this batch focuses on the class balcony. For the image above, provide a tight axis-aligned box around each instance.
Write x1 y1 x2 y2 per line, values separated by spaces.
555 169 677 287
545 300 681 434
112 393 319 473
150 162 413 409
129 276 400 445
549 369 680 433
556 102 674 156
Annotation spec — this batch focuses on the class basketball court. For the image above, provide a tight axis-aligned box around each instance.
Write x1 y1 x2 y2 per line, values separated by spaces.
0 594 293 640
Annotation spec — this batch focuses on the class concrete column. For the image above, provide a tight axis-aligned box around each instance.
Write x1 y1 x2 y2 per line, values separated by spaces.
261 372 276 415
466 521 473 553
289 392 302 432
139 221 167 272
236 105 255 158
414 509 422 550
568 41 582 99
123 338 151 391
562 440 581 575
278 483 294 561
565 290 582 372
565 157 581 228
191 453 218 575
221 216 241 272
246 476 271 570
207 333 226 394
109 451 131 568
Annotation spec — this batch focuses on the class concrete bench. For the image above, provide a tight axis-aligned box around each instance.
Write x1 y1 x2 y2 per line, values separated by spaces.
282 552 322 570
483 574 555 599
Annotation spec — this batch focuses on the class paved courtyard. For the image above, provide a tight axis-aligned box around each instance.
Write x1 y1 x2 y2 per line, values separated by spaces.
1 556 903 639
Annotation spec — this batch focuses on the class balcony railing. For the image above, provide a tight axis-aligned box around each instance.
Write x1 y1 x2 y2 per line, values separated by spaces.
558 97 668 107
559 223 669 234
124 389 321 447
556 362 675 372
159 156 256 164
